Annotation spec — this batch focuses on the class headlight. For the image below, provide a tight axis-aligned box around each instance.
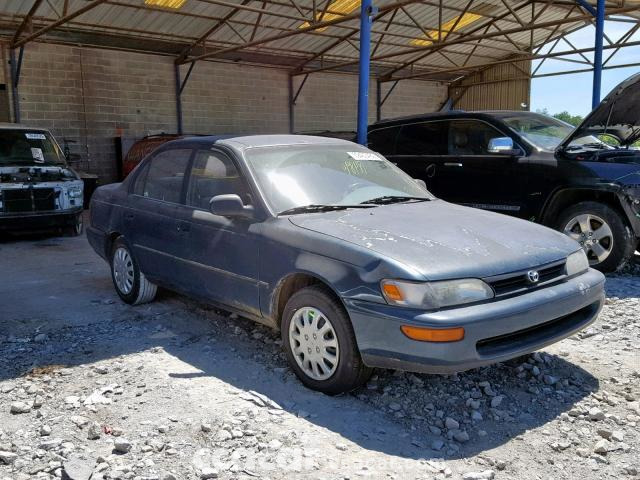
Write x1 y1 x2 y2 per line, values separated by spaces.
381 278 494 309
565 249 589 277
68 186 83 198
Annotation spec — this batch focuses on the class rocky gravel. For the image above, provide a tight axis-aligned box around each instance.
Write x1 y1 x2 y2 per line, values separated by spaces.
0 235 638 480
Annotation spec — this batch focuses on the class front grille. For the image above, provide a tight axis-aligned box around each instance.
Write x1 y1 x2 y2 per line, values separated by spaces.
485 260 566 297
2 188 56 213
476 302 599 357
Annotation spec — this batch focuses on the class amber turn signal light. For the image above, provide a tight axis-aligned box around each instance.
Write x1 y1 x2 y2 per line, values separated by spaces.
382 283 404 302
400 325 465 342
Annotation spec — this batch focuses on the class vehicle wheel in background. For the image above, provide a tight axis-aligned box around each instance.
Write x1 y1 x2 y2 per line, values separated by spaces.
65 213 84 237
557 201 634 273
110 237 157 305
281 286 372 395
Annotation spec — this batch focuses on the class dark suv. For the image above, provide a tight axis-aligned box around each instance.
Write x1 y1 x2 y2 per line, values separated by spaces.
368 74 640 272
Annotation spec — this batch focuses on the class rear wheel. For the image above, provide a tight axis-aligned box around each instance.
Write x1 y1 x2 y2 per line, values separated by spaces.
110 238 157 305
557 201 634 273
281 286 371 395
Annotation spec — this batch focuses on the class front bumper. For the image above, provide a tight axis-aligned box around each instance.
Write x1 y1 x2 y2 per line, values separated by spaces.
0 208 82 231
346 268 605 374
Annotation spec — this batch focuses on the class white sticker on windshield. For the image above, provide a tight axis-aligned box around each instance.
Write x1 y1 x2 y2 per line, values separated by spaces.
31 147 45 163
347 151 382 161
25 133 46 140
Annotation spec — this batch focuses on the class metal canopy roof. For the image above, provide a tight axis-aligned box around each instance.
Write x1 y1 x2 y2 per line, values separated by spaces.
0 0 639 82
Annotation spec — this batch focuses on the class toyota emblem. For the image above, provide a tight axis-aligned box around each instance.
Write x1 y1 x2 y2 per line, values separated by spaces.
527 270 540 284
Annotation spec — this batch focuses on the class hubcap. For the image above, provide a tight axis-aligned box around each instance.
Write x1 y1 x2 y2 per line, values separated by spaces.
288 307 340 381
113 247 135 295
564 213 614 265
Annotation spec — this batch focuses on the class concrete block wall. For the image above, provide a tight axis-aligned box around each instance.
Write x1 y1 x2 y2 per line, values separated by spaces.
7 41 447 182
291 73 447 132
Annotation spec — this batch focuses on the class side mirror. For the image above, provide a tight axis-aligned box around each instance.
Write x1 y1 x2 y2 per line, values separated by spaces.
414 178 427 189
488 137 520 156
209 194 254 218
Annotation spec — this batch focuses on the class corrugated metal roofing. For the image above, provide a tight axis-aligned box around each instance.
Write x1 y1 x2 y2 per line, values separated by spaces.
0 0 637 81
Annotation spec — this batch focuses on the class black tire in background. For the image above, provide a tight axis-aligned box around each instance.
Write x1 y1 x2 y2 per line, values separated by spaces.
110 237 157 305
281 286 372 395
556 201 635 273
65 213 84 237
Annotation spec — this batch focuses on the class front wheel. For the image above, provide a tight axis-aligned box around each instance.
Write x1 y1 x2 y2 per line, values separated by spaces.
65 213 84 237
281 286 371 395
557 201 634 273
110 238 157 305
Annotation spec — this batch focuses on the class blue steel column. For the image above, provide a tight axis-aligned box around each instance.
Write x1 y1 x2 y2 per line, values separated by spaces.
356 0 374 145
592 0 605 108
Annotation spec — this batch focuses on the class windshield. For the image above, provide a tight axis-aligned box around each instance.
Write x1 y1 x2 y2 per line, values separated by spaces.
0 130 66 166
244 144 432 214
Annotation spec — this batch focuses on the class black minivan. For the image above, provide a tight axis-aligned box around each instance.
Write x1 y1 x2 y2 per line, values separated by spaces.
368 73 640 273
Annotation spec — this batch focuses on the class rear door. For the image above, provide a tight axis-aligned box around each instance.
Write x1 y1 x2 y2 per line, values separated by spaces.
443 119 526 215
391 120 451 198
173 148 261 316
126 147 193 288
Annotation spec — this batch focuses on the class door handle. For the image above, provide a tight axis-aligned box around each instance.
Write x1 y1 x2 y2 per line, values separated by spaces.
124 213 135 222
177 222 190 233
444 162 463 167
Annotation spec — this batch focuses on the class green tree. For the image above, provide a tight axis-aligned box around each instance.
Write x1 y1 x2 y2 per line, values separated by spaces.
551 111 584 126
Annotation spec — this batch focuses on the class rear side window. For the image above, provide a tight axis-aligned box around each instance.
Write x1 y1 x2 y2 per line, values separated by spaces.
396 121 448 155
135 149 192 203
368 126 399 155
448 120 506 155
186 150 249 210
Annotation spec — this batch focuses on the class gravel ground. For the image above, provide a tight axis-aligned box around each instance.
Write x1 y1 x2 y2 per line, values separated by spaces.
0 232 638 480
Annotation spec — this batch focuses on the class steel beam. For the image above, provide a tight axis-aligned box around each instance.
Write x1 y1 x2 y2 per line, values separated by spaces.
9 48 23 123
592 0 604 108
299 5 638 77
357 0 374 145
12 0 44 47
388 39 640 81
174 63 183 135
180 0 423 64
13 0 108 47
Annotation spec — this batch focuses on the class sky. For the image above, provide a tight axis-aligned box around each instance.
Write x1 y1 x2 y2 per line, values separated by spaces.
530 17 640 117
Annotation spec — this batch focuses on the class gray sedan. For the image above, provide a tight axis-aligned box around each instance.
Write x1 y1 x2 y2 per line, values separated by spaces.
87 135 605 394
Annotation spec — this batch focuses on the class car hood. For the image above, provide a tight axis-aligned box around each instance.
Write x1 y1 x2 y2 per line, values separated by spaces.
288 201 579 280
559 72 640 149
0 165 79 183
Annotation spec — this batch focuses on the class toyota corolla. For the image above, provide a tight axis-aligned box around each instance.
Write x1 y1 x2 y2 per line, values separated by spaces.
87 135 605 394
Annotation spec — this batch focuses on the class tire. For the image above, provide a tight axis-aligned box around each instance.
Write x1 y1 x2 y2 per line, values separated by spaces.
110 237 157 305
65 213 84 237
281 286 372 395
556 201 635 273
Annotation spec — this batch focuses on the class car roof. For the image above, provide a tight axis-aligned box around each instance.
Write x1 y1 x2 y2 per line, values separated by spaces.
0 123 51 132
370 110 533 129
165 134 357 151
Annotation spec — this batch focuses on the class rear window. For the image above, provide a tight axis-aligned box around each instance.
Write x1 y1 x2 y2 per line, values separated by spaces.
396 121 448 155
0 130 65 166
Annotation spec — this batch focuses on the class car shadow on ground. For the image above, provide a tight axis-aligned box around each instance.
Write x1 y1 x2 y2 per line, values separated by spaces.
1 282 601 463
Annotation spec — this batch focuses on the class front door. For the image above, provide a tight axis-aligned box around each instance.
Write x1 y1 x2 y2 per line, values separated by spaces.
174 148 261 316
125 147 193 288
442 119 526 216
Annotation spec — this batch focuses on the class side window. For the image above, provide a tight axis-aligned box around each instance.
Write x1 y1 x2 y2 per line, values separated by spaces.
448 120 506 156
396 121 448 155
186 150 249 210
368 127 399 155
138 149 191 203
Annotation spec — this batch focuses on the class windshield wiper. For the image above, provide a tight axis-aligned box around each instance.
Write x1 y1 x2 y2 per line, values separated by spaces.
278 204 372 215
360 195 430 205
